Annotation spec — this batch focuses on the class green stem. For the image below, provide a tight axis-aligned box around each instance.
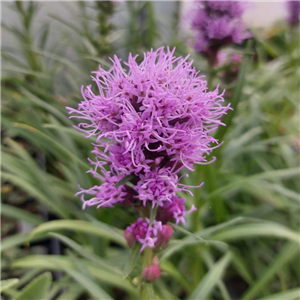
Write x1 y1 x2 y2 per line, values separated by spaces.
140 247 154 300
142 247 153 267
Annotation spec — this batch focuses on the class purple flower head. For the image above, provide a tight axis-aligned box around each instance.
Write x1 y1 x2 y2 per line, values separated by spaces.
286 1 300 26
190 1 250 62
67 47 231 175
67 47 231 227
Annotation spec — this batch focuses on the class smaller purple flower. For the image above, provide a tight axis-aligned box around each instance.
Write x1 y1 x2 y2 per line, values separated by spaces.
125 218 163 251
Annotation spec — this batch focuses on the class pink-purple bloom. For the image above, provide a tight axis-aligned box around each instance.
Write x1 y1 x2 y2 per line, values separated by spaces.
125 218 162 252
190 1 250 63
286 1 300 26
67 47 231 251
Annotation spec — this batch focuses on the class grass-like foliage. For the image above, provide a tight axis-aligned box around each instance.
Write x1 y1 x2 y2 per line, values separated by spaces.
1 2 299 300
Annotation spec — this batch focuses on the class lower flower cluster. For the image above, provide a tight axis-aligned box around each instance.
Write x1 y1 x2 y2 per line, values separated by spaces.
125 218 174 252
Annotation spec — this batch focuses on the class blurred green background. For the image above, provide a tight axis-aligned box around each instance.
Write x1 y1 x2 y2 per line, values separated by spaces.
1 1 299 300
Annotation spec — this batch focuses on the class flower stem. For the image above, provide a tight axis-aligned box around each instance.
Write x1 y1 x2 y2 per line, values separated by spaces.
140 247 154 300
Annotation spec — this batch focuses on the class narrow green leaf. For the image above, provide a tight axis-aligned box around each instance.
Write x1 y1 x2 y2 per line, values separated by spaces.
19 88 72 125
2 66 49 78
11 255 138 295
15 269 42 289
257 288 300 300
1 204 43 225
1 279 19 292
49 232 122 275
123 243 141 278
195 217 248 237
155 280 180 300
14 272 51 300
56 285 84 300
160 260 192 292
49 14 83 36
231 249 254 285
43 123 96 141
12 123 90 170
206 168 300 201
29 219 126 246
60 263 113 300
160 217 244 261
1 233 44 252
215 40 253 142
86 215 127 244
201 250 232 300
84 55 112 68
188 252 232 300
1 172 68 219
171 223 207 243
241 242 300 299
211 223 300 245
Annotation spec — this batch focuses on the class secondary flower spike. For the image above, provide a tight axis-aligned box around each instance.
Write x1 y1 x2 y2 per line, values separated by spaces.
190 1 250 64
67 47 231 251
286 1 300 26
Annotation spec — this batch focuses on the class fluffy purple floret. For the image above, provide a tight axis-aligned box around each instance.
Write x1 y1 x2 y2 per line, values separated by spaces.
191 1 250 54
135 168 178 208
75 165 127 209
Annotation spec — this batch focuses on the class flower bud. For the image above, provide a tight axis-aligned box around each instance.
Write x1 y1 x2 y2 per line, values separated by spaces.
142 264 161 282
124 229 135 248
156 224 174 249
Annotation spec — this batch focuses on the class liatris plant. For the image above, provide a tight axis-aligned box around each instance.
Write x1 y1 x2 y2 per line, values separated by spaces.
190 1 250 65
67 47 231 295
286 1 300 27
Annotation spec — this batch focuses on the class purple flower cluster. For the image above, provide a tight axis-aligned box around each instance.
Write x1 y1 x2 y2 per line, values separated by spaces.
67 47 230 251
125 219 174 252
190 1 250 62
286 1 300 26
125 218 162 252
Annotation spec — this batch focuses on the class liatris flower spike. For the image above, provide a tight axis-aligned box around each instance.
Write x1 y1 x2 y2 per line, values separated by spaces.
286 1 300 27
67 46 231 255
190 1 250 65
